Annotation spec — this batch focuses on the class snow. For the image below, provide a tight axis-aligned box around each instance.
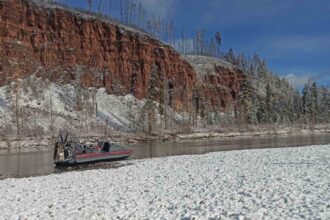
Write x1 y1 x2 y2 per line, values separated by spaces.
0 72 225 144
0 75 328 143
0 76 147 136
0 75 191 140
176 124 330 140
0 145 329 219
95 89 145 131
185 55 236 80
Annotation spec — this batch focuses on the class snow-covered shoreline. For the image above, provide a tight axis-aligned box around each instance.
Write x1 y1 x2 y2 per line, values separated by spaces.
126 124 330 143
1 145 329 219
0 74 329 146
175 124 330 140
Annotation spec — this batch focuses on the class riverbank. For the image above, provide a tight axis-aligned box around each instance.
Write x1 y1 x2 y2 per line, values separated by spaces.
0 124 329 151
1 145 329 219
174 124 330 140
123 123 330 143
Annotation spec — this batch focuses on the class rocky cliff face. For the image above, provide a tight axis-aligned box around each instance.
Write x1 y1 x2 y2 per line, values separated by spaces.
0 0 197 111
0 0 243 114
185 55 244 112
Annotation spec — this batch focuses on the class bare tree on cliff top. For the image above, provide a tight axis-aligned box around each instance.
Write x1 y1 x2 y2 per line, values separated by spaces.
194 30 205 55
107 0 112 17
98 0 103 15
137 2 143 27
215 32 222 56
88 0 93 12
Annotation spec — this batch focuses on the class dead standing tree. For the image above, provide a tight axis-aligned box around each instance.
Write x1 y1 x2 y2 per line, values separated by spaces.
215 31 222 57
14 81 20 138
6 78 22 139
139 64 159 134
49 87 54 138
88 0 93 12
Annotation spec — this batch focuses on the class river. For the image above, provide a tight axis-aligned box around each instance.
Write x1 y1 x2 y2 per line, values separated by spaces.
129 134 330 159
1 134 330 178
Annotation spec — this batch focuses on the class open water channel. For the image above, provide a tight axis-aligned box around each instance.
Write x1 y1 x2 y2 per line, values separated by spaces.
1 134 330 178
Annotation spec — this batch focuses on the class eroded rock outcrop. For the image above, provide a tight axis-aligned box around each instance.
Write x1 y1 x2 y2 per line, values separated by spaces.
0 0 243 113
0 0 197 111
185 55 244 112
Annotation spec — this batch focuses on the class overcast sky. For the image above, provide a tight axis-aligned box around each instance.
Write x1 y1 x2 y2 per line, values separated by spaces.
68 0 330 88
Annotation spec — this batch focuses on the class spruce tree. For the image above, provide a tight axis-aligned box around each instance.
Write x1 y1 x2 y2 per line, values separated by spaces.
310 81 319 123
265 83 272 122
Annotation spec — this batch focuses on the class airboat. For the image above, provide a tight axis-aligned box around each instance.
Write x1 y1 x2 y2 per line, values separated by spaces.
53 134 133 166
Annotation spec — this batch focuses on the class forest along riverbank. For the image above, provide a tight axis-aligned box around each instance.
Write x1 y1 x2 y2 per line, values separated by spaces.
0 145 329 219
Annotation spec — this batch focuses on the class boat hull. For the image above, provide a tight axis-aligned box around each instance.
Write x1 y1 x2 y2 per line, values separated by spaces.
55 155 130 166
55 147 132 166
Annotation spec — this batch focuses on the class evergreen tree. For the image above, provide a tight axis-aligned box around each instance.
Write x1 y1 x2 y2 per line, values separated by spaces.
293 90 303 120
247 96 259 124
319 86 328 121
302 81 318 123
302 83 310 115
265 83 272 122
257 100 266 123
310 81 319 123
224 48 236 65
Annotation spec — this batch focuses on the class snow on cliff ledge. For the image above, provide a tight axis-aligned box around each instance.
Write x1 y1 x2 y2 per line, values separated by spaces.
0 145 329 219
185 55 237 80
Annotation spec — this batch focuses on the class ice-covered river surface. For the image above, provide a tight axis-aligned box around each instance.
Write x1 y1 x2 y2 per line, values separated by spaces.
0 145 329 219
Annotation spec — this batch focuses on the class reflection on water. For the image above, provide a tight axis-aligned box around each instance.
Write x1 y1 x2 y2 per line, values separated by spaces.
0 149 54 178
0 134 329 178
129 134 330 159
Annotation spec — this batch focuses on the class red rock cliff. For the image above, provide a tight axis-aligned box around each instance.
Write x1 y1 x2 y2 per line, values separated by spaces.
0 0 197 111
185 55 244 112
0 0 243 113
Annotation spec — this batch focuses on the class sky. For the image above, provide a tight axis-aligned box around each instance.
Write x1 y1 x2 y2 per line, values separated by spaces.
65 0 330 88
